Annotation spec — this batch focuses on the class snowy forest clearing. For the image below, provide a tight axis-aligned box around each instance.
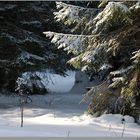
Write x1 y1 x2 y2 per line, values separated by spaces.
0 72 140 137
0 96 140 137
0 1 140 137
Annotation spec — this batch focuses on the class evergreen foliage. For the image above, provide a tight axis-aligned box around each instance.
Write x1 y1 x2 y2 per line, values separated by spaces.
44 1 140 120
0 2 71 93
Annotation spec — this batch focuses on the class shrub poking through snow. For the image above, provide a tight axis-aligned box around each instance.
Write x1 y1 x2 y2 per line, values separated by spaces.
15 77 32 127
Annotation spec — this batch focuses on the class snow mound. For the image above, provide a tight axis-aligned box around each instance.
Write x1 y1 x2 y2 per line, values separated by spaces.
97 114 134 124
20 70 75 93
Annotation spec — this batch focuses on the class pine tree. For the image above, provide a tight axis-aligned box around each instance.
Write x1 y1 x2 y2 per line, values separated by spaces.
0 2 71 93
44 1 140 119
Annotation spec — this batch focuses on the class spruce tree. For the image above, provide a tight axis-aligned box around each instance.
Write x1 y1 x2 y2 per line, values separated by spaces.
44 1 140 120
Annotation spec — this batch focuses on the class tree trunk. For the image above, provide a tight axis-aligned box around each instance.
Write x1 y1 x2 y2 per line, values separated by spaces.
20 103 24 127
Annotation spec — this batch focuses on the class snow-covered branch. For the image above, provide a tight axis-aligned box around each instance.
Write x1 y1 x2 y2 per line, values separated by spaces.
43 31 109 73
54 2 100 34
130 1 140 10
54 2 99 26
16 71 49 94
43 31 94 54
85 2 131 34
54 2 131 35
131 50 140 65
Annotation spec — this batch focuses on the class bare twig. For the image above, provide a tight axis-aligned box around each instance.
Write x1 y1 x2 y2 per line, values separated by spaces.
52 92 56 118
67 130 70 137
121 118 126 137
20 103 24 127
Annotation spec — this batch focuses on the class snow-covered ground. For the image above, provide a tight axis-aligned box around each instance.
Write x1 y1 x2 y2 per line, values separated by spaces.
0 71 140 137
